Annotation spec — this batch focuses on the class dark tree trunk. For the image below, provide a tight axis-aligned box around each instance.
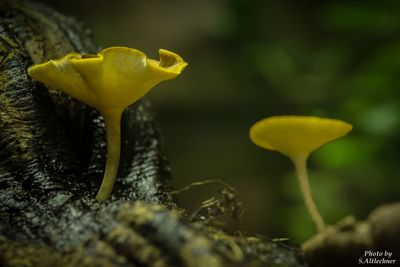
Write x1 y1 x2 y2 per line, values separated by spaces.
0 1 305 266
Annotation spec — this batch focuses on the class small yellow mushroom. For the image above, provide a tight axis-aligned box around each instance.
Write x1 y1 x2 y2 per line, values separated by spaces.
249 115 352 232
28 47 187 202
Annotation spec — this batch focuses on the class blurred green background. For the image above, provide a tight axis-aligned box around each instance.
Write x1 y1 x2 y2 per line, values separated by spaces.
38 0 400 243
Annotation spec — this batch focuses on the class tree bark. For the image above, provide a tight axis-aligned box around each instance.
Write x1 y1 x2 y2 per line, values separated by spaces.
0 1 305 266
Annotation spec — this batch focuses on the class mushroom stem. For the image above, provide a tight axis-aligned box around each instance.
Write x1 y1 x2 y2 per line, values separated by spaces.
96 110 122 202
291 154 325 232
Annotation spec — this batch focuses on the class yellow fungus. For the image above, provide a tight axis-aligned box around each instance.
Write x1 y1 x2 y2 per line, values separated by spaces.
250 115 352 232
28 47 188 202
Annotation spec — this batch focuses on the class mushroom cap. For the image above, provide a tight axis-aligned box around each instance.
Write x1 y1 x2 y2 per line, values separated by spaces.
250 116 353 158
28 47 188 112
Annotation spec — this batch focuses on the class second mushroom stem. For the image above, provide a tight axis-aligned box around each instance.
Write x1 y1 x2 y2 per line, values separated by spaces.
292 154 326 232
96 110 122 202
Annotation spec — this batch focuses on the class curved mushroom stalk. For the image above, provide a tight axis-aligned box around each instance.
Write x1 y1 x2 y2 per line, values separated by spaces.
96 111 122 201
250 115 352 232
28 47 188 201
291 153 325 232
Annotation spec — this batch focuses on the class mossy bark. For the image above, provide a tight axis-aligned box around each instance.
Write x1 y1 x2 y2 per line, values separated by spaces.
0 1 305 266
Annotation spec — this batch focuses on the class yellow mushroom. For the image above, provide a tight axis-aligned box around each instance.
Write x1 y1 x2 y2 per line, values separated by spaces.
28 47 188 202
249 115 352 232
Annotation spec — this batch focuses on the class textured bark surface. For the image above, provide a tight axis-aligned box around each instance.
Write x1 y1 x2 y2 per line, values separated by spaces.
0 0 173 250
0 1 305 266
